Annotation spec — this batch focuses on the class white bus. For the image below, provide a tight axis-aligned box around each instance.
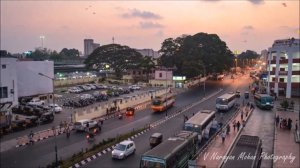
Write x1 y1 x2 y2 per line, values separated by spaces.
216 93 236 111
183 110 217 143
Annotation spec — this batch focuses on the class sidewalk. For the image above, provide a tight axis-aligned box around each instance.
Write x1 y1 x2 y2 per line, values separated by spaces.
274 110 300 168
196 106 253 168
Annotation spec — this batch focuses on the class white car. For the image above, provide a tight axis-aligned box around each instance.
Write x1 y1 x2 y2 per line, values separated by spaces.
129 85 140 90
28 99 45 106
48 104 63 113
73 119 98 131
112 140 136 159
80 94 94 99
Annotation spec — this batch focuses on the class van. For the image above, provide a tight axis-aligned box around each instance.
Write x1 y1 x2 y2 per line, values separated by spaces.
149 133 163 148
74 119 97 131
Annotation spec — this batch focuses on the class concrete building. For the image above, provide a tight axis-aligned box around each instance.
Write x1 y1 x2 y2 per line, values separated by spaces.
136 49 160 58
267 38 300 98
149 68 175 87
122 69 155 84
84 39 100 56
0 55 18 107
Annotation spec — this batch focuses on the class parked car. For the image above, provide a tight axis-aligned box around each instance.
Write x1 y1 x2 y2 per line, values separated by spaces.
112 140 136 159
149 133 163 148
129 85 140 90
40 111 54 124
48 104 63 113
73 119 98 131
27 99 45 106
80 94 94 100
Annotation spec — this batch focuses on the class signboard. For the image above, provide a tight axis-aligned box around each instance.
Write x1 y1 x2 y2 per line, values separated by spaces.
173 76 186 81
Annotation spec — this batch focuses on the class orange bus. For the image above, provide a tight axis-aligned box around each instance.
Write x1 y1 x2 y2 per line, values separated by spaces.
151 93 175 112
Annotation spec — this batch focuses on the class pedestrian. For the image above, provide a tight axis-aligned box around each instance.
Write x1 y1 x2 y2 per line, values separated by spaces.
66 125 70 138
242 120 246 127
28 131 34 145
233 122 236 132
117 106 120 112
250 102 255 109
295 120 298 131
288 118 292 130
247 102 250 107
241 111 244 120
100 118 104 125
59 121 64 133
192 113 195 116
280 118 283 128
237 121 241 131
97 120 102 132
226 124 230 134
221 131 226 143
276 115 280 127
85 122 90 132
106 108 109 116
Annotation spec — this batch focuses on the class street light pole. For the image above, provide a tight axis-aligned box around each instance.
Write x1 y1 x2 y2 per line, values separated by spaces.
165 69 168 116
38 72 58 167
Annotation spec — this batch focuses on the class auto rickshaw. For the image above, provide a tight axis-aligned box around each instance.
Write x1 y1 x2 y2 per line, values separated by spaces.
125 107 135 116
149 133 163 148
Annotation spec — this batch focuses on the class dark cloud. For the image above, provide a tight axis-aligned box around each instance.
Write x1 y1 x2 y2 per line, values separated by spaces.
279 26 299 33
140 22 164 29
155 30 164 37
243 25 254 30
248 0 264 5
122 9 162 20
282 3 287 7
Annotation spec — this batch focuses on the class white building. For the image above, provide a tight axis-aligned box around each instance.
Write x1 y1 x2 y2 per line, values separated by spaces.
136 49 160 58
149 68 174 87
267 38 300 98
0 56 18 107
84 39 100 56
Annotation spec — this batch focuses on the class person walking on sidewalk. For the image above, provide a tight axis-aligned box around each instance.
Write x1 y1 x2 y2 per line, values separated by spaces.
233 122 236 132
221 131 226 143
241 111 244 120
295 120 298 131
237 121 241 131
226 124 230 134
275 115 280 127
28 131 34 145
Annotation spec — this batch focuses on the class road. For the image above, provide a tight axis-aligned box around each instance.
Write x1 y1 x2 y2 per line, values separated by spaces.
1 80 219 167
85 75 252 168
0 87 160 142
0 75 252 168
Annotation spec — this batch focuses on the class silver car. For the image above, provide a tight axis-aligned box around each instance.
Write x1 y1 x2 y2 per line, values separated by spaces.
112 140 136 159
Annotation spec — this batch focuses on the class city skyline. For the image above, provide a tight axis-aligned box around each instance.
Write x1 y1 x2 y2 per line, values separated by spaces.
1 0 299 54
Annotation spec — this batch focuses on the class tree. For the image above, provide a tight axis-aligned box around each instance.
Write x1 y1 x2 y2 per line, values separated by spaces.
237 50 260 67
59 48 80 59
159 33 234 78
138 56 156 81
27 48 52 61
84 44 144 78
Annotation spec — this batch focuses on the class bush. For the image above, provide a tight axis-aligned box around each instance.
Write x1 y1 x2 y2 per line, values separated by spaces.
280 100 289 110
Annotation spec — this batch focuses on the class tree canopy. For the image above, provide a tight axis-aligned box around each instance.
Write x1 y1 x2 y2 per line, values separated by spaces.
26 48 80 61
84 44 146 78
237 50 260 59
159 33 234 78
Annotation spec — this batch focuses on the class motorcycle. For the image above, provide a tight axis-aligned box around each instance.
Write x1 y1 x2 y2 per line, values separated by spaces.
86 128 97 142
118 113 123 120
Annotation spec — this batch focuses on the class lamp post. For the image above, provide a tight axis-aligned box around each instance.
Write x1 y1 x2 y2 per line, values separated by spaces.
38 72 58 167
165 68 168 117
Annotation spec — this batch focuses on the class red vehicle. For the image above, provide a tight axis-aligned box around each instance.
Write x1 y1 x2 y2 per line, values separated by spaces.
125 107 135 116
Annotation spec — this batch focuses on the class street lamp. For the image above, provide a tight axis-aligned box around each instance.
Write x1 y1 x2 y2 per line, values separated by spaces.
38 72 58 167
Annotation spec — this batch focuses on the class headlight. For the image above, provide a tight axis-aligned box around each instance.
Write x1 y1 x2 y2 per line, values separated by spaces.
120 153 124 156
112 151 115 154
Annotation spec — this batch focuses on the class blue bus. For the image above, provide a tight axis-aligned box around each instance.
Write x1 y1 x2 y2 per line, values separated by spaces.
254 94 274 110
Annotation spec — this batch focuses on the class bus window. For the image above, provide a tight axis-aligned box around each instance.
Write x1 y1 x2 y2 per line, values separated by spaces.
216 98 227 105
152 100 161 106
141 158 166 168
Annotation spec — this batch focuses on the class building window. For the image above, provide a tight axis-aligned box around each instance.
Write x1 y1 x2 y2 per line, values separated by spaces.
133 71 136 75
272 78 275 82
0 87 8 98
280 68 285 71
279 78 284 82
1 64 6 69
159 73 162 78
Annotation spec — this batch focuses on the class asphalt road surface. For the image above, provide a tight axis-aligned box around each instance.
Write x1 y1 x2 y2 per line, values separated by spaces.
1 75 252 168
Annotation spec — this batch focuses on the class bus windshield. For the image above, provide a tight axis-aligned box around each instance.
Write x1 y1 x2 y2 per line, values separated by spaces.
184 124 201 134
141 157 166 168
261 97 273 104
152 100 161 106
216 98 228 105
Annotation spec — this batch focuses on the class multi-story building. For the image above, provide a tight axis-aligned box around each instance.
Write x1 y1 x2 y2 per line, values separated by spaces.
0 53 18 107
267 38 300 98
84 39 100 56
136 49 160 58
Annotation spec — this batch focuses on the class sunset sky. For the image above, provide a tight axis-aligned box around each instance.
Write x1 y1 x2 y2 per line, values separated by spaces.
1 0 299 54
